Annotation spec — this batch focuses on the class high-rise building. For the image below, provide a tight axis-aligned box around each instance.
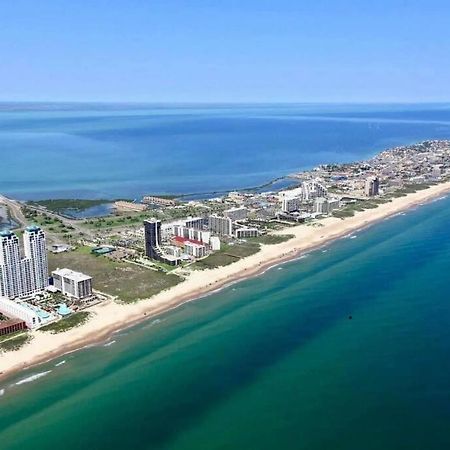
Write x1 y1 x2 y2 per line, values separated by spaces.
52 268 93 299
24 225 48 292
173 225 211 244
281 196 302 213
144 219 162 260
302 180 328 201
0 226 48 299
183 241 207 258
184 217 207 229
224 207 248 221
0 231 23 298
208 215 233 236
313 197 329 215
365 176 380 197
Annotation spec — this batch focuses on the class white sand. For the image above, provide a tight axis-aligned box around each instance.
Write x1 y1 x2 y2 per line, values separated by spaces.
1 181 450 379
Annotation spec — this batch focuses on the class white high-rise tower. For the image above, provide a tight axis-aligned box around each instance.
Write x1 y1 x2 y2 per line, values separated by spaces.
0 230 23 298
23 225 49 292
0 226 48 299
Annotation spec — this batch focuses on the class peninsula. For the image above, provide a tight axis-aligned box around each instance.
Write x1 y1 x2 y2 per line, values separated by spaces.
1 140 450 380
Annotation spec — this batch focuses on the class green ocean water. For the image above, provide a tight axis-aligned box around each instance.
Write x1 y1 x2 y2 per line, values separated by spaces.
1 196 450 449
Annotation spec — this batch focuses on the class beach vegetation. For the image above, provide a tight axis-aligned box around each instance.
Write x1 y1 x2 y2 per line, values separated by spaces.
39 312 91 334
0 332 32 353
249 234 294 245
192 241 261 269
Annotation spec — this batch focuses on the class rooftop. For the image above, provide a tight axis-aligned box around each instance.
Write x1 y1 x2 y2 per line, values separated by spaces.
52 268 92 282
25 225 41 233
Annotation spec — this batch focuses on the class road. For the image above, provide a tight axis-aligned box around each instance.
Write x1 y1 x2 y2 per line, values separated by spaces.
22 202 98 242
0 194 27 228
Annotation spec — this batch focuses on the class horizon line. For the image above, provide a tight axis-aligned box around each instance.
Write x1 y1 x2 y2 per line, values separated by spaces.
1 100 450 106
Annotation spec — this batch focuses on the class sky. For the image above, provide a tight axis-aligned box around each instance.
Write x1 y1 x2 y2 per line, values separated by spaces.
1 0 450 103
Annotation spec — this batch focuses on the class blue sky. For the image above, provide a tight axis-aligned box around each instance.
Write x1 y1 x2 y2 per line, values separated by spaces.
1 0 450 103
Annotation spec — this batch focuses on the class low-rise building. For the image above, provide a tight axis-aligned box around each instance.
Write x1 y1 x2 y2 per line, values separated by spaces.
52 268 93 300
0 297 47 329
0 318 26 336
142 196 176 206
114 201 147 212
235 228 259 239
210 236 221 251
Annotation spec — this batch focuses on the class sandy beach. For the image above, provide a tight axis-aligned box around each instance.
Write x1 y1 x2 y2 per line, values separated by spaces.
1 180 450 381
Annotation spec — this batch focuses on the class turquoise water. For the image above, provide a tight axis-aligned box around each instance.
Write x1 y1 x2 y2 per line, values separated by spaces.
2 103 450 199
1 195 450 449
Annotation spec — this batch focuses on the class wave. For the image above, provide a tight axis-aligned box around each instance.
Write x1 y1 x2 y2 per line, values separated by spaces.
15 370 52 386
55 360 66 367
0 388 5 397
431 195 448 203
104 340 116 347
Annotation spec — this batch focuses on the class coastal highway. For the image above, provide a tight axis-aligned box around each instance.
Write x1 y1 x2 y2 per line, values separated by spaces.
22 202 97 242
0 194 96 245
0 194 27 229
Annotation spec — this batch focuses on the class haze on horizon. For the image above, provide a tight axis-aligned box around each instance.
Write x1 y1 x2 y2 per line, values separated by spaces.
1 0 450 104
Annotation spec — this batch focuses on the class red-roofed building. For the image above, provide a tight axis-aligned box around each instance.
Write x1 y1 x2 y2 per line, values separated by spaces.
172 235 204 247
0 318 26 336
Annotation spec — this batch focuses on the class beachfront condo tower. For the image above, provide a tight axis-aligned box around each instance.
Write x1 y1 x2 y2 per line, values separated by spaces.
144 219 162 260
0 226 49 299
0 231 24 298
24 225 49 292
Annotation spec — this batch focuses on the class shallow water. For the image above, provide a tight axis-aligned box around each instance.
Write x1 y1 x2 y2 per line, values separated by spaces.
1 195 450 449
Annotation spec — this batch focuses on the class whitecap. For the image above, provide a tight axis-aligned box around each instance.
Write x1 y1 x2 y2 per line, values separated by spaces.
0 388 5 397
103 340 116 347
55 360 66 367
15 370 52 386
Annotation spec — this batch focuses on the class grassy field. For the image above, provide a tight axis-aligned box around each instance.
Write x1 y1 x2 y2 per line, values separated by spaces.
332 184 435 219
0 332 32 353
48 247 181 303
385 183 433 198
333 197 393 218
40 312 91 333
22 207 78 238
249 234 294 245
192 241 260 270
82 205 210 230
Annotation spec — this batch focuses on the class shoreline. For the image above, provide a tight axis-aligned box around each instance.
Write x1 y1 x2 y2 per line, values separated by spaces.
2 180 450 382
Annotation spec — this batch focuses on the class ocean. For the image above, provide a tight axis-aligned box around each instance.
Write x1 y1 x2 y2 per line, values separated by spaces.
1 194 450 449
2 103 450 200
